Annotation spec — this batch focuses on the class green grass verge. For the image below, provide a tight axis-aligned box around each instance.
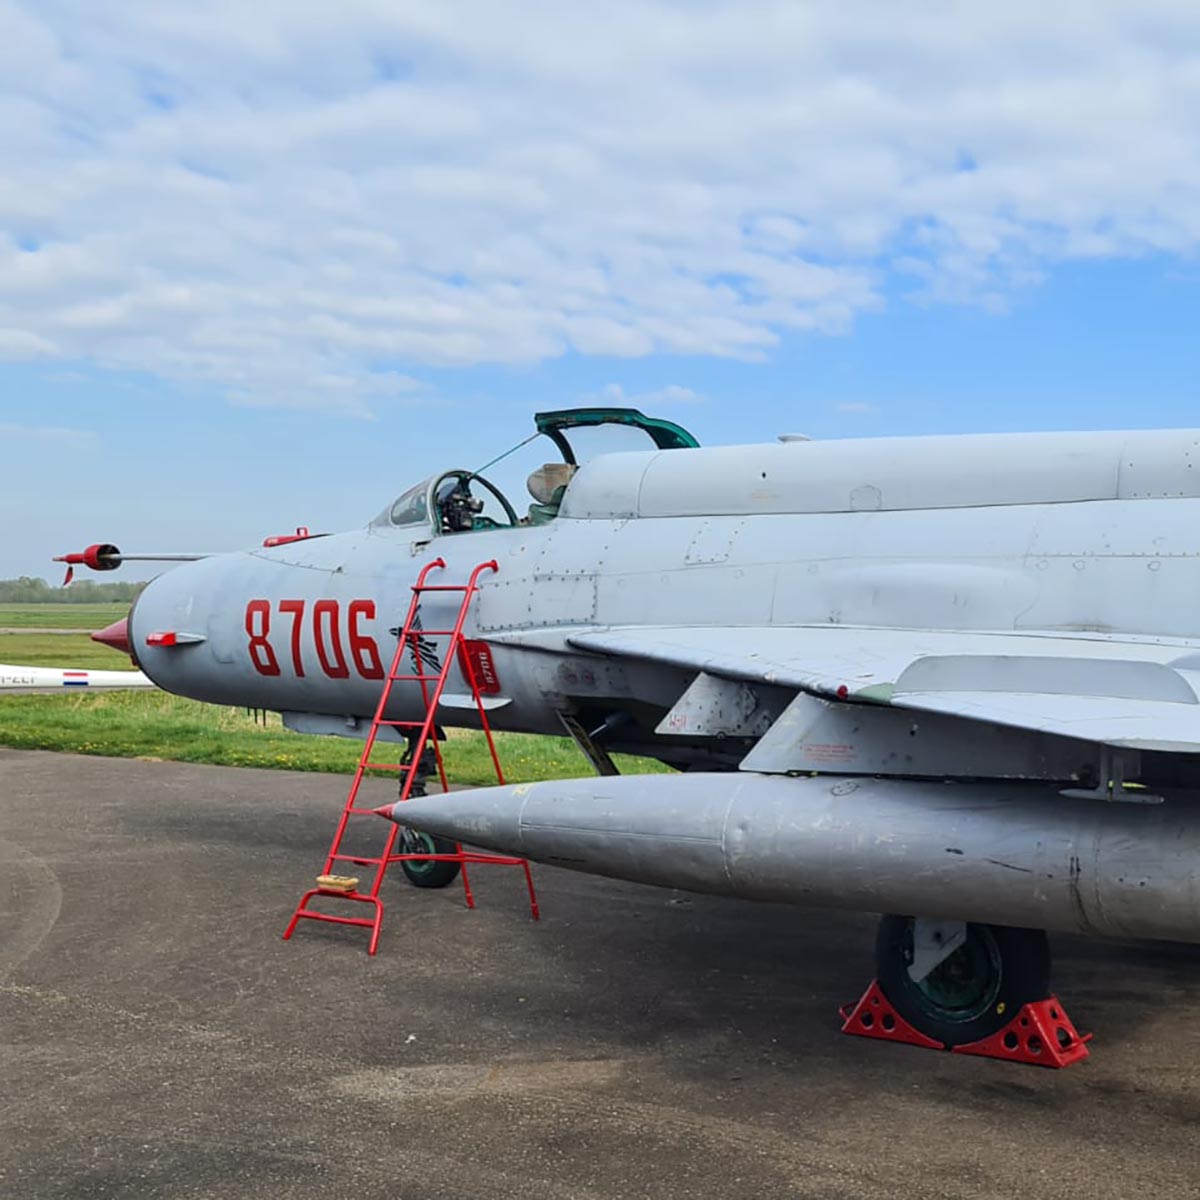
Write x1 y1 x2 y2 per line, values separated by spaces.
0 603 130 630
0 632 137 670
0 690 672 786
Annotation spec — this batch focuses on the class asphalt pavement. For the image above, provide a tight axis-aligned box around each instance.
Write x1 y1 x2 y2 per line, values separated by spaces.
2 748 1198 1200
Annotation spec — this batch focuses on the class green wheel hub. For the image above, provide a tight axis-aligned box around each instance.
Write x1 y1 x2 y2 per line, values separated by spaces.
400 829 439 877
876 916 1052 1046
397 828 462 889
904 924 1002 1024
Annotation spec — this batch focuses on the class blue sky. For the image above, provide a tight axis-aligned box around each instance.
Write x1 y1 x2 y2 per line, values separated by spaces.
2 3 1198 580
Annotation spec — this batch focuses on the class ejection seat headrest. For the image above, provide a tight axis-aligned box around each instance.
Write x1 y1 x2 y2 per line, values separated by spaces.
527 462 578 505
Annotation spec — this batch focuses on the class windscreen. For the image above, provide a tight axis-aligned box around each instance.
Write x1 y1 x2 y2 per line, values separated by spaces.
387 478 433 527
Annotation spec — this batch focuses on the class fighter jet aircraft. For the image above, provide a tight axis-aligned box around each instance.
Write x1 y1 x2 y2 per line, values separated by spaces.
65 407 1200 1051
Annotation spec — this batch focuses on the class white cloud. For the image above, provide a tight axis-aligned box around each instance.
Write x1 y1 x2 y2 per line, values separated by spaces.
0 422 98 443
590 383 705 409
0 328 57 359
0 2 1198 413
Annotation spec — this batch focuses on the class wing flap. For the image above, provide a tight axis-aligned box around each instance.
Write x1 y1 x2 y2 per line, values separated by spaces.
897 691 1200 753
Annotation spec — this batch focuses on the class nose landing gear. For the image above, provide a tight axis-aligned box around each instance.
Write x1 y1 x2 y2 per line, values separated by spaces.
396 733 462 890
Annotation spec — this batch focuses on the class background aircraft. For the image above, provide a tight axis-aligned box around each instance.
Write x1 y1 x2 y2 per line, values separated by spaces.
0 663 154 690
65 407 1200 1051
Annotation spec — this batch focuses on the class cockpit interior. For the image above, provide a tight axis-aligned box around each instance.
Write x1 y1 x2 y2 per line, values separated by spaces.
375 408 699 538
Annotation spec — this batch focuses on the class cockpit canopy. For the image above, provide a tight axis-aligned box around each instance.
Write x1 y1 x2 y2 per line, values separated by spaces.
373 407 699 536
380 470 519 535
531 406 699 461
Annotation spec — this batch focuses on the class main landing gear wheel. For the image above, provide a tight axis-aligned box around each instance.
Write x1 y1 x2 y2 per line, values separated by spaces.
875 916 1051 1047
398 829 462 889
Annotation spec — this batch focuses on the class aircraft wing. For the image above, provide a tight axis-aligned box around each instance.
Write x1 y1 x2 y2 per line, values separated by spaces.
566 626 1200 753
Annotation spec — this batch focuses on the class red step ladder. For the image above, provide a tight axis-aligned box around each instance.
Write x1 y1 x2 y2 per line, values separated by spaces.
283 558 539 954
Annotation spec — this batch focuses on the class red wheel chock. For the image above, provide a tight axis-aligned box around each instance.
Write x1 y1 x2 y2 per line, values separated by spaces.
839 979 943 1050
840 980 1092 1068
953 995 1092 1068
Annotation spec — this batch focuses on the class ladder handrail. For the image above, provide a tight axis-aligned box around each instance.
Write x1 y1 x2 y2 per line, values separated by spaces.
399 559 499 806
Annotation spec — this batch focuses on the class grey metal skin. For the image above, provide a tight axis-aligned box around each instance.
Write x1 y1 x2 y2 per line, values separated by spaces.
126 425 1200 942
380 774 1200 943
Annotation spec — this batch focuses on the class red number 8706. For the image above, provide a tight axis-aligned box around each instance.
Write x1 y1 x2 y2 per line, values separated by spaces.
244 599 384 679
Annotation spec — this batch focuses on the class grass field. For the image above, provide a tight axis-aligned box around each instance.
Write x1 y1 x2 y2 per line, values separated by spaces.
0 632 137 670
0 603 130 630
0 689 669 785
0 626 671 785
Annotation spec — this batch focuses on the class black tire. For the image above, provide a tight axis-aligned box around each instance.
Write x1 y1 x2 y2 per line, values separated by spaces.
875 916 1051 1046
398 829 462 889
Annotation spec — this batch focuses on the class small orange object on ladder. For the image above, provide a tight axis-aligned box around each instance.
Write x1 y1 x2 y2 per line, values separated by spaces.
283 558 539 954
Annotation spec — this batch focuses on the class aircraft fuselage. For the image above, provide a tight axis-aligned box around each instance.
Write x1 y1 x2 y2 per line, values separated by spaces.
132 427 1200 771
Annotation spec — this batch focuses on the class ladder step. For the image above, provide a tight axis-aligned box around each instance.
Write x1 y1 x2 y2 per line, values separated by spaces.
412 585 474 593
330 853 385 865
376 719 423 728
294 910 377 930
362 762 403 771
389 673 444 682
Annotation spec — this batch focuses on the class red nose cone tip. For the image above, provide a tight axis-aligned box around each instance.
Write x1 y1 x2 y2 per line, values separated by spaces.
91 618 131 656
372 805 398 821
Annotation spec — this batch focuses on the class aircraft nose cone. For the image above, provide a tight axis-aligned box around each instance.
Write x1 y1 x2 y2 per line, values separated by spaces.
91 617 131 656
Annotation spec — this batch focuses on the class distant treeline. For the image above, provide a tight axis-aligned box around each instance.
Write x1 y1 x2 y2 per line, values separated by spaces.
0 576 149 603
